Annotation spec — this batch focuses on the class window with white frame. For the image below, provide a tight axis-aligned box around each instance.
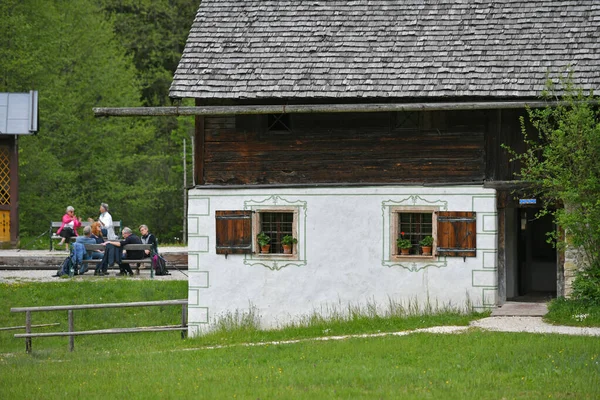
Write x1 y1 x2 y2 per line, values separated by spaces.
391 207 437 258
253 208 298 256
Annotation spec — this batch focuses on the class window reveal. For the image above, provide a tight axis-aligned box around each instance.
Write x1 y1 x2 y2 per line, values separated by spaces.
260 212 293 254
398 212 433 249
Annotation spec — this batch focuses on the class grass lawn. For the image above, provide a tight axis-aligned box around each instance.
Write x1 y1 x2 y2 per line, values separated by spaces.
545 297 600 326
1 281 599 399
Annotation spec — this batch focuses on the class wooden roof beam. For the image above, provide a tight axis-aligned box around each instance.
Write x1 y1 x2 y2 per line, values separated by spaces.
93 100 574 117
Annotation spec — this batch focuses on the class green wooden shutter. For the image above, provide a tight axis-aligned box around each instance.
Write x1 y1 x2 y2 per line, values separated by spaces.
437 212 477 257
215 211 252 254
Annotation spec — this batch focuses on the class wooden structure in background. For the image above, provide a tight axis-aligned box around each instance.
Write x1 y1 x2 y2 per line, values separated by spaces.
0 136 18 244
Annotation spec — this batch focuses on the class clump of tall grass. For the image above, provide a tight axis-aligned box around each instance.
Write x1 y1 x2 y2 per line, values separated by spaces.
286 294 478 332
213 304 261 333
190 295 486 347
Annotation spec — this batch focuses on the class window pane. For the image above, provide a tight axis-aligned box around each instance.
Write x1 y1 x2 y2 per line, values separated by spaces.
398 212 433 248
261 212 293 253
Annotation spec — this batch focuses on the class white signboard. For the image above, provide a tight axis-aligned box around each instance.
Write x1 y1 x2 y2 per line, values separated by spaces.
0 91 38 135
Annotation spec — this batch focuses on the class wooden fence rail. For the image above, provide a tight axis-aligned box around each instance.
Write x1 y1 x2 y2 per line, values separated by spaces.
11 299 187 353
0 323 60 331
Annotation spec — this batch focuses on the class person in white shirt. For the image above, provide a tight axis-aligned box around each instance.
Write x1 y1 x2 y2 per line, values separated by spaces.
96 203 117 240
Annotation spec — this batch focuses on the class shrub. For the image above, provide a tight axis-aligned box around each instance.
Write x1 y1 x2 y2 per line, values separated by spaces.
571 263 600 305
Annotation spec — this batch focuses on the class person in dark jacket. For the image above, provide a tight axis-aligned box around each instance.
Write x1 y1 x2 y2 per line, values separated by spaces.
101 226 143 276
139 224 158 255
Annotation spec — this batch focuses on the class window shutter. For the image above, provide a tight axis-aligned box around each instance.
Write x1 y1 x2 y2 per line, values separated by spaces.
436 212 477 257
215 211 252 254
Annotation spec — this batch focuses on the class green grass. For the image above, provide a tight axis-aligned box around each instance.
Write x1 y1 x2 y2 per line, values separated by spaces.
190 299 485 348
545 297 600 327
1 282 599 399
0 280 189 354
16 234 53 250
1 331 598 399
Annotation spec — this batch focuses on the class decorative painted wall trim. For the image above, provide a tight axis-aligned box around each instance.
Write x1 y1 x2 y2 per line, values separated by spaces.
482 288 498 308
384 195 449 210
243 195 308 271
188 288 200 306
188 252 200 271
187 216 200 236
188 196 210 216
471 250 498 307
382 196 448 271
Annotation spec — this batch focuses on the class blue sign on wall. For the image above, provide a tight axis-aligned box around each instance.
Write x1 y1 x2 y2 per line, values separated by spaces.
519 198 537 205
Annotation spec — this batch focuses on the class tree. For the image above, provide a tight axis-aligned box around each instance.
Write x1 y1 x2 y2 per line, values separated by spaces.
1 0 197 243
506 72 600 302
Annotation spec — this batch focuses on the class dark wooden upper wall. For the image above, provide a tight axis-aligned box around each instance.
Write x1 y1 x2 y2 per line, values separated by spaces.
197 109 523 186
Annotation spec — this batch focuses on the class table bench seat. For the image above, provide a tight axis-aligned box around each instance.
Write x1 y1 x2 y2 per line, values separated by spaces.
82 244 153 275
49 221 121 251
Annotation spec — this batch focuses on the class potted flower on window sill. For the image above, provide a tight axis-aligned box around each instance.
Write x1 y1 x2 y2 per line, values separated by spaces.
281 235 298 254
396 233 412 255
419 235 434 256
257 232 271 254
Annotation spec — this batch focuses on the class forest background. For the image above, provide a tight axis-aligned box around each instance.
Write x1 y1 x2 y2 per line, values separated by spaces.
0 0 199 243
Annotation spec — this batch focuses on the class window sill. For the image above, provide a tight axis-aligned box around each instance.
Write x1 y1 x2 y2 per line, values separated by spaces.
391 255 437 262
256 253 297 259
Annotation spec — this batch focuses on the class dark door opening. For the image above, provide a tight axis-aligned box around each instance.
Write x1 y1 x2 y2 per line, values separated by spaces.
514 208 557 301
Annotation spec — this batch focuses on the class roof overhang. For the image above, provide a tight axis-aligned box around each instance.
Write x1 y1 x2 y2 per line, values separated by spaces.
94 100 578 117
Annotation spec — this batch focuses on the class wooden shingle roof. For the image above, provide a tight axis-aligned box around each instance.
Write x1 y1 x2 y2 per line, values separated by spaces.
170 0 600 100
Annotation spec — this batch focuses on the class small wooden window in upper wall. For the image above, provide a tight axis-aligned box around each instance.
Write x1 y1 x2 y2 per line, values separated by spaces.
267 114 292 134
436 211 477 257
394 111 421 130
215 210 252 255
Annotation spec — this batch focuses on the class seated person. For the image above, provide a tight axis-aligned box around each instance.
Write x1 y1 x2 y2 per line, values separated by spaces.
90 221 105 244
57 206 81 251
101 227 144 276
74 226 99 275
139 224 158 256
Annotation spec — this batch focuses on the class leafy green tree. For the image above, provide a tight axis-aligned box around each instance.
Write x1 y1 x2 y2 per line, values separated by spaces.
507 72 600 302
1 0 197 243
96 0 198 241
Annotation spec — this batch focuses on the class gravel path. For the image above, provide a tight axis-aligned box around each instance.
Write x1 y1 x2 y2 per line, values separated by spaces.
0 268 188 283
470 316 600 336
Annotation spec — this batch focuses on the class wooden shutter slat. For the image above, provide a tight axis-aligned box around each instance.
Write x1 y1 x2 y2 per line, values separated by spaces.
215 211 252 254
437 211 477 257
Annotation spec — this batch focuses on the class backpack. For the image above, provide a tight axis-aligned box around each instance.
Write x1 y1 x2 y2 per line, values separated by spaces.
152 253 170 276
55 254 76 277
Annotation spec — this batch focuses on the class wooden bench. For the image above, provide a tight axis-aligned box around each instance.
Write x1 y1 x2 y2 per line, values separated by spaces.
81 243 153 275
11 299 188 353
49 220 121 251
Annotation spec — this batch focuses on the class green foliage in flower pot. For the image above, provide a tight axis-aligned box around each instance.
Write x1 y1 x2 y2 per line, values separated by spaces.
396 237 412 249
419 236 434 247
281 235 298 245
257 232 271 247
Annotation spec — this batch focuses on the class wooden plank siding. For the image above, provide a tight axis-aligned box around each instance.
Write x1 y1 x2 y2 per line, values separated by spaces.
201 110 491 185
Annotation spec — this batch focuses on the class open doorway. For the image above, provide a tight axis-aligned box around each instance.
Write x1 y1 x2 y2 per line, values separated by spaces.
510 208 557 301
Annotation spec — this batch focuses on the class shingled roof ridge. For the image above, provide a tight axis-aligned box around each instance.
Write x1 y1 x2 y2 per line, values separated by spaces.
170 0 600 99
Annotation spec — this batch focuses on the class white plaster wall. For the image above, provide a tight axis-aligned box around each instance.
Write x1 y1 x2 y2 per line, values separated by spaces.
187 186 497 335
